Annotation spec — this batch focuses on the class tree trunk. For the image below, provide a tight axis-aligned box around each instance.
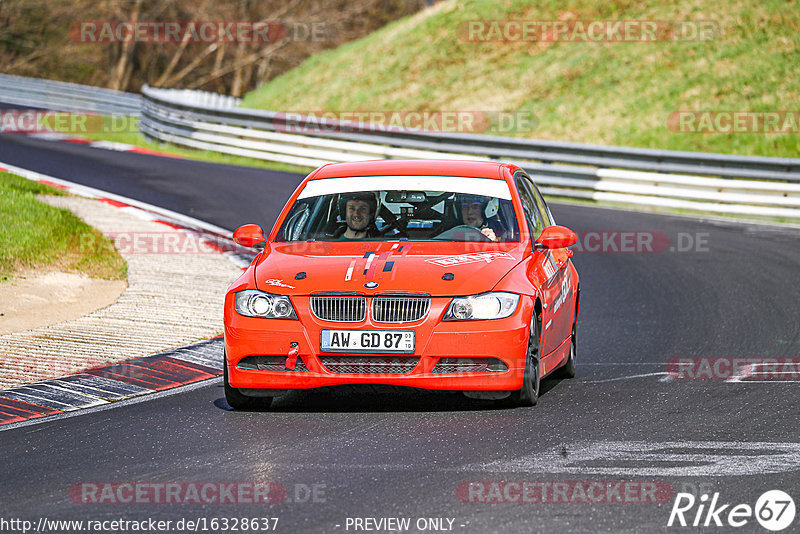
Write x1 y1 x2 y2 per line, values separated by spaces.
110 0 143 91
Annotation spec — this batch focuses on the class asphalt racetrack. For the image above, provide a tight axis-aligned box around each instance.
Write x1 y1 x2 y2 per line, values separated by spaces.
1 132 799 533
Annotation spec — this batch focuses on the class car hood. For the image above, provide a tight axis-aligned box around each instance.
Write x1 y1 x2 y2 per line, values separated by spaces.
254 241 527 297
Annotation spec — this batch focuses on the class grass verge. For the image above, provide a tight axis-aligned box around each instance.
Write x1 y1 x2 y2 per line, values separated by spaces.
0 172 127 282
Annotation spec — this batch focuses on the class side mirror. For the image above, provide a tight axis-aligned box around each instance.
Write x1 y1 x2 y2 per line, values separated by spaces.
233 224 266 249
535 225 577 249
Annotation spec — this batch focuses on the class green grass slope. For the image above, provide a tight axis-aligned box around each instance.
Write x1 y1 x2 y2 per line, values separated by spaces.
0 173 126 281
242 0 800 157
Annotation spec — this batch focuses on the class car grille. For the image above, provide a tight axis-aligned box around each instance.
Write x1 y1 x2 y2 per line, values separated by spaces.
236 356 309 372
372 295 430 323
431 357 508 373
320 356 419 374
310 294 430 323
310 295 367 322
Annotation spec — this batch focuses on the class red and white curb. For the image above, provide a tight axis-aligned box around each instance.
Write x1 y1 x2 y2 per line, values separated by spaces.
0 338 223 426
26 131 185 159
0 161 259 425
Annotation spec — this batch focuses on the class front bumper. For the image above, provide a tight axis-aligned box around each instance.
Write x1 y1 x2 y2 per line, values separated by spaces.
224 295 532 391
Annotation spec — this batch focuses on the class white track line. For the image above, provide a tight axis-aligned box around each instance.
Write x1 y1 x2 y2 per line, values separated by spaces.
583 372 670 383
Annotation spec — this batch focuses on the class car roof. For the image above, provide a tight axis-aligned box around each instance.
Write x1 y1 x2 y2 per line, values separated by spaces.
309 159 521 180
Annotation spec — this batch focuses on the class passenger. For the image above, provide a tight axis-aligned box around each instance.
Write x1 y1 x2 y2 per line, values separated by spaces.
458 193 504 241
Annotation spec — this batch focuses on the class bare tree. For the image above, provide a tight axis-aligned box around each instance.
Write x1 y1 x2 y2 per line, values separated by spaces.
0 0 427 95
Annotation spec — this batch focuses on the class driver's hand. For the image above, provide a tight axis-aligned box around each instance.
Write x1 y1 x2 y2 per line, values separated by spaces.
481 227 497 241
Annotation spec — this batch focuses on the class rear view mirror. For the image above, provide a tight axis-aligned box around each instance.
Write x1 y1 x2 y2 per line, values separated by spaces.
384 191 427 203
535 225 577 249
233 224 266 249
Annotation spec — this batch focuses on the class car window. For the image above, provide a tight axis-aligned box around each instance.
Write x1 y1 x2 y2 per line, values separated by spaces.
514 173 545 239
530 182 554 226
275 176 521 242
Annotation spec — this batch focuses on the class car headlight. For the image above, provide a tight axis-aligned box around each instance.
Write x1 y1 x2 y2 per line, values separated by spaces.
234 290 297 319
444 292 520 320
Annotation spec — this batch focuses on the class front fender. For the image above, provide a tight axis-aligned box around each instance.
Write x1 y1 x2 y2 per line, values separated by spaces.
492 253 545 297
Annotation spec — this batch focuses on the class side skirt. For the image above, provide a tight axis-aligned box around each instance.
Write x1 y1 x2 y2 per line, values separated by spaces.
540 335 571 378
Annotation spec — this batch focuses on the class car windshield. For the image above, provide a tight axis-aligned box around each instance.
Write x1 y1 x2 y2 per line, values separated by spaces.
276 175 520 242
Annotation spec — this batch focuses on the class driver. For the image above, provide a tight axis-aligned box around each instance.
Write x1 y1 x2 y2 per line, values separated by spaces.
458 193 503 241
335 192 380 239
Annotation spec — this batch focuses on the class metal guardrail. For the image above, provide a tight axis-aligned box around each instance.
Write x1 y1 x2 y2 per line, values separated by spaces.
145 87 240 109
2 75 798 218
0 73 141 115
141 85 800 218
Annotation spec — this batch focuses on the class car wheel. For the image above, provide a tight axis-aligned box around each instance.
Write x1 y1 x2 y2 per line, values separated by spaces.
511 313 541 406
224 352 273 410
555 321 577 379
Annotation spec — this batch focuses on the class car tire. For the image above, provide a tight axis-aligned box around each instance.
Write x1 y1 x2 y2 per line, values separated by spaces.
555 321 577 379
224 352 273 410
511 313 541 406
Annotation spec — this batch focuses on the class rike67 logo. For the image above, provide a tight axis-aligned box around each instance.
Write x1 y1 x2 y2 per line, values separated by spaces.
668 490 795 531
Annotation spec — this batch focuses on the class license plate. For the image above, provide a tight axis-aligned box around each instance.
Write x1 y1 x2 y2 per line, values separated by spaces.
321 330 415 353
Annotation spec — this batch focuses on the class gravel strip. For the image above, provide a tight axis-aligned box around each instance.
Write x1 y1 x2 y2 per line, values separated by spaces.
0 196 242 389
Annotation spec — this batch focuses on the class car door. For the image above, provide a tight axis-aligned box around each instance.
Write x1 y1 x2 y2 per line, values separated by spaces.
530 179 575 347
514 171 565 357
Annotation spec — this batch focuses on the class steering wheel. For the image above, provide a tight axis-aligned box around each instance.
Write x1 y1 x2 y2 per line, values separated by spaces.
376 203 407 236
433 224 493 241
